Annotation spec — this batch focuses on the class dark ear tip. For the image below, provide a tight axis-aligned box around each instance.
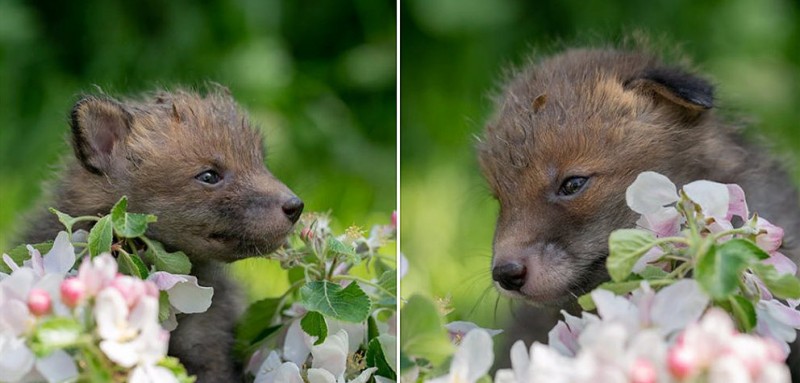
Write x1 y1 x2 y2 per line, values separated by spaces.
628 67 715 111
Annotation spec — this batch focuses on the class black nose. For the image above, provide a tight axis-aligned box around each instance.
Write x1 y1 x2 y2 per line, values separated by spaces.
492 262 527 291
282 197 304 224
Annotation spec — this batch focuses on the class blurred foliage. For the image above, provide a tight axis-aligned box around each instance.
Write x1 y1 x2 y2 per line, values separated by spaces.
400 0 800 362
0 0 396 301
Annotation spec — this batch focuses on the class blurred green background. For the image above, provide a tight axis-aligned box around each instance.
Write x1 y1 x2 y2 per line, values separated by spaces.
400 0 800 359
0 0 396 300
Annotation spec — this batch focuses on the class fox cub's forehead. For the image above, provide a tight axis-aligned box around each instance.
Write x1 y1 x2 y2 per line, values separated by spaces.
129 92 266 165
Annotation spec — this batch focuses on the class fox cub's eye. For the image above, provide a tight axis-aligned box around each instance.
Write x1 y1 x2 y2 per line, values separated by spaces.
195 170 222 185
558 176 588 196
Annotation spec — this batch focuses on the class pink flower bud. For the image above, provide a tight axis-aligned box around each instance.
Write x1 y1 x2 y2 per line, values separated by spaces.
60 278 86 308
630 358 657 383
27 288 52 316
110 275 145 307
300 227 314 241
391 211 398 228
668 345 697 379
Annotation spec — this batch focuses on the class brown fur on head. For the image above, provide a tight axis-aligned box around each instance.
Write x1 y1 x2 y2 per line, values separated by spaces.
478 48 756 305
65 87 303 262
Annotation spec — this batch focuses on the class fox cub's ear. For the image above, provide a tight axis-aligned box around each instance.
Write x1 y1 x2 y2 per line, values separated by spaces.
70 96 132 175
624 67 714 112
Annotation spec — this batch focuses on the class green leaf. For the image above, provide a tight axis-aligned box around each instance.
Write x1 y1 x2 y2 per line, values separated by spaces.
367 336 397 380
0 242 52 273
327 237 356 257
299 281 371 323
378 269 397 296
374 269 397 308
83 346 113 382
146 240 191 274
301 311 328 345
400 295 453 365
30 317 82 356
751 263 800 299
367 315 380 341
117 252 148 278
49 208 78 231
722 295 757 332
158 357 197 383
578 293 596 311
111 196 157 238
287 266 306 285
638 265 669 279
87 215 113 257
720 239 770 261
696 241 757 300
607 229 657 282
158 291 171 322
399 352 416 374
235 298 283 344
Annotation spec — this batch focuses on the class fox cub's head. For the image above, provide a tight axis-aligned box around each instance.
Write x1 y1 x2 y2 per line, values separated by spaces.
70 88 303 262
478 49 727 305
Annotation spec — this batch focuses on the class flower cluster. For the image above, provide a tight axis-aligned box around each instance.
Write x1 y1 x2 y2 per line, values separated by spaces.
238 212 397 383
411 171 800 383
0 197 212 383
0 233 195 382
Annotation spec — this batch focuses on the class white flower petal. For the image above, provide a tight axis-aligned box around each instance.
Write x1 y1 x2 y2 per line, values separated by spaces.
765 252 797 276
1 300 31 336
445 321 503 343
307 368 337 383
726 184 749 220
327 319 365 353
2 254 19 272
450 329 494 383
399 253 409 280
254 350 283 380
43 232 76 276
100 339 140 368
272 362 304 383
651 279 709 335
95 289 130 341
130 364 179 383
509 340 529 382
163 275 213 314
591 289 638 330
3 267 36 301
311 329 349 378
684 180 730 218
626 172 679 214
636 207 681 237
283 320 312 366
0 335 35 382
36 350 78 383
148 272 187 290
